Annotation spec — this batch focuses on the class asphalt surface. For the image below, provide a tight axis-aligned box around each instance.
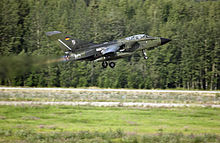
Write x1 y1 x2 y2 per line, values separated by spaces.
0 87 219 108
0 87 219 93
0 101 219 108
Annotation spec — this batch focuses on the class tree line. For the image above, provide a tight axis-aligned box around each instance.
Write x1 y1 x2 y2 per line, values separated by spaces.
0 0 220 90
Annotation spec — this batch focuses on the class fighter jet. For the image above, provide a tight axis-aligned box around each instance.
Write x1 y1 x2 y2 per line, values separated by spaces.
46 31 171 68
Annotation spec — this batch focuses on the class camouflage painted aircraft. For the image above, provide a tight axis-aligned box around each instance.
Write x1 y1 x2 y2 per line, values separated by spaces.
46 31 171 68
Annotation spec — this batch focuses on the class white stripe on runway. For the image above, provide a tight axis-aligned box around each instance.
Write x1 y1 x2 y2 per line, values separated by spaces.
0 87 219 94
0 101 219 108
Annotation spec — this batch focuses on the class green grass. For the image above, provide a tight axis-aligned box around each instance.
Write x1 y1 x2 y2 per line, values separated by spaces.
0 105 220 142
1 88 219 142
1 129 219 143
0 105 219 134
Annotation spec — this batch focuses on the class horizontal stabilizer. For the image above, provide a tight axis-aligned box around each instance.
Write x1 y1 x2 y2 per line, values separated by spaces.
46 31 62 40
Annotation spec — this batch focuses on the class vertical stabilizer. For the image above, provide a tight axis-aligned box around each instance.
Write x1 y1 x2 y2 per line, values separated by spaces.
46 31 80 52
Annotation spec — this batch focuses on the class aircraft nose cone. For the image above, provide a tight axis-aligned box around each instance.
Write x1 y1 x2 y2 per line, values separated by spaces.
160 38 171 45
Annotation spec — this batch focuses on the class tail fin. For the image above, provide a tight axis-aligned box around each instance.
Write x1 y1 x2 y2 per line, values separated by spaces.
46 31 80 52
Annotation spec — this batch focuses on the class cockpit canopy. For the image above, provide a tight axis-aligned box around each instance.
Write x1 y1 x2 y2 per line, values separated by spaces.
125 34 149 41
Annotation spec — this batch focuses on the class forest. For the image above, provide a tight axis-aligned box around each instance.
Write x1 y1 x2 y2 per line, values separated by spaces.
0 0 220 90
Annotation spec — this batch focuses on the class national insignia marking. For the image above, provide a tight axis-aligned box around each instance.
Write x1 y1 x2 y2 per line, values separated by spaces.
65 37 70 40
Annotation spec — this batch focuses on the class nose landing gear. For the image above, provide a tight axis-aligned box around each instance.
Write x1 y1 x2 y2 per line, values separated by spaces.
102 61 115 68
142 50 148 60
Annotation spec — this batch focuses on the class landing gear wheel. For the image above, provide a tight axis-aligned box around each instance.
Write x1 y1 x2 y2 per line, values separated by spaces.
144 56 148 60
102 61 108 68
142 50 148 60
109 62 116 68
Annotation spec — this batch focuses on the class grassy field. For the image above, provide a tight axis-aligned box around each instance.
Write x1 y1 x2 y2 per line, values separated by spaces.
0 105 220 142
0 88 219 142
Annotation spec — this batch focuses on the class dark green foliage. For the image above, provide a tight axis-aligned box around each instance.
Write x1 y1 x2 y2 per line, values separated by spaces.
0 129 219 143
0 0 219 89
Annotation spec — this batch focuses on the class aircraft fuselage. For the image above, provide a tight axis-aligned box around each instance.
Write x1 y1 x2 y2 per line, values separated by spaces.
68 35 170 62
46 31 171 68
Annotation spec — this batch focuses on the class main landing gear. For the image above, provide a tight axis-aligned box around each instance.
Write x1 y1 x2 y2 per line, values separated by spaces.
102 61 115 68
109 62 115 68
102 61 108 68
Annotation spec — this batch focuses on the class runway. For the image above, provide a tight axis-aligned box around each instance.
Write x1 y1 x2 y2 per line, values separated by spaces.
0 101 219 108
0 87 219 93
0 87 219 108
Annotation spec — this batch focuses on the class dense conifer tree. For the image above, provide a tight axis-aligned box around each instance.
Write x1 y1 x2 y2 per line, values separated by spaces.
0 0 219 90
